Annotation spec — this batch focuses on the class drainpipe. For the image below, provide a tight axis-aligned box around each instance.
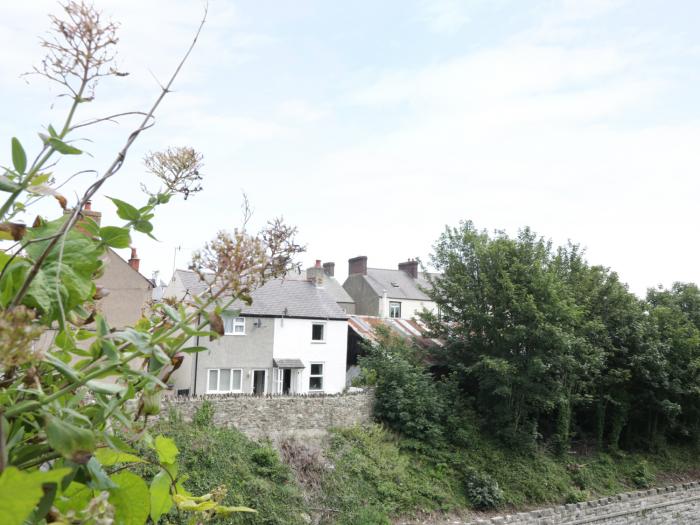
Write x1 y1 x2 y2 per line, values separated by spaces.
193 312 201 395
382 289 388 318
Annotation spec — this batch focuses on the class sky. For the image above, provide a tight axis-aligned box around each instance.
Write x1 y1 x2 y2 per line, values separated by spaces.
1 0 699 296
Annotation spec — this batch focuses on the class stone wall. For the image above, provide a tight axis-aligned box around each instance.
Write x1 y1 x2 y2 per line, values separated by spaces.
466 482 700 524
161 389 374 440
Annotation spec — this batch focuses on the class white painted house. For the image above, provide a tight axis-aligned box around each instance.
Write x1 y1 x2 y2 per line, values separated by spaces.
163 268 349 395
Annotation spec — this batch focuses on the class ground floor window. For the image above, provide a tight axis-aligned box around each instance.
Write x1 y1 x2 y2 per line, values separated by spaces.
207 368 242 393
309 363 324 391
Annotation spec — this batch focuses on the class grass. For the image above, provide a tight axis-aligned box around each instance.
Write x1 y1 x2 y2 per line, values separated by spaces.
148 408 700 524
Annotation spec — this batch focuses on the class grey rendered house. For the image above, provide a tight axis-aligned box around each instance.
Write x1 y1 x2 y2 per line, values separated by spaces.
164 265 349 396
342 256 437 320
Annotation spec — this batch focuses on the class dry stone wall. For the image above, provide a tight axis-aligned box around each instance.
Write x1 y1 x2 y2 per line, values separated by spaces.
161 389 374 440
466 482 700 524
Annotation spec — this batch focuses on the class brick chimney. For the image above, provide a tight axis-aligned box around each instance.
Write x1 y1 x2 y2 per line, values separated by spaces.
322 261 335 277
307 259 324 287
348 256 367 276
128 247 140 272
398 258 419 279
65 200 102 236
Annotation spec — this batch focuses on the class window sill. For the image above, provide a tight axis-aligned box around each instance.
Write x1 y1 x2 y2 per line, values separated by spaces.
310 340 326 344
224 333 246 336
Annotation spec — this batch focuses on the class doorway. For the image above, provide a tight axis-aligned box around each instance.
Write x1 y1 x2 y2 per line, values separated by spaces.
252 370 266 394
282 368 292 394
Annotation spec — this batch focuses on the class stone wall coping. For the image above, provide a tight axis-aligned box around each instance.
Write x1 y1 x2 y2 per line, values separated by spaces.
466 481 700 524
163 389 372 403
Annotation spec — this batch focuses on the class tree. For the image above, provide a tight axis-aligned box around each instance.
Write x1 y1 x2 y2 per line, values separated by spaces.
0 3 302 523
423 221 590 446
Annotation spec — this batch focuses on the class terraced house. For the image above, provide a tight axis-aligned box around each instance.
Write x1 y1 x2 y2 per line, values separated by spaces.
342 256 438 319
164 262 349 396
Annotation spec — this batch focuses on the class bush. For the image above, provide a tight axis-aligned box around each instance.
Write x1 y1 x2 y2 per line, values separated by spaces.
631 460 655 488
193 399 215 427
461 467 504 510
359 328 446 442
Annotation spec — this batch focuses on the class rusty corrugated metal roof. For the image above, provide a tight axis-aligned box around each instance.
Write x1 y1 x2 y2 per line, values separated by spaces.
348 315 443 348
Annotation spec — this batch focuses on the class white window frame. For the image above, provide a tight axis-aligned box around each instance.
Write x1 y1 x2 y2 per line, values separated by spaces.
389 301 401 318
311 322 326 343
206 368 243 394
223 314 245 335
251 369 268 394
309 362 324 392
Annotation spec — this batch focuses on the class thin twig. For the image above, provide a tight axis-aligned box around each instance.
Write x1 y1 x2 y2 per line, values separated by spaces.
70 111 151 130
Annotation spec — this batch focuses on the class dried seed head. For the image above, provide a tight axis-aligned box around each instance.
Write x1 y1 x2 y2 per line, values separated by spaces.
143 147 204 200
0 306 43 368
31 1 126 99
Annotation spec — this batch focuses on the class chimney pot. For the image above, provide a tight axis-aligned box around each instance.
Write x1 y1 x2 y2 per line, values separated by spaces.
84 200 92 211
348 256 368 276
315 259 321 268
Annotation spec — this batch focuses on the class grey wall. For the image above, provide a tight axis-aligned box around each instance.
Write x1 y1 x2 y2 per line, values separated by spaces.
467 483 700 524
190 315 274 395
161 390 374 440
342 275 380 316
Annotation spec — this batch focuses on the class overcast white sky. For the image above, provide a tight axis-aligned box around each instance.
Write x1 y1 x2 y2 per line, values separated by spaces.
1 0 699 296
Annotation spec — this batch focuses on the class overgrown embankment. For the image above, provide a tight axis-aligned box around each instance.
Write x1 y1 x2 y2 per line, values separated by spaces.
148 402 700 525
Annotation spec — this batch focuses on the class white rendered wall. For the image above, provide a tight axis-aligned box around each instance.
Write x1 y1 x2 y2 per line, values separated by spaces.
377 297 437 320
272 318 348 394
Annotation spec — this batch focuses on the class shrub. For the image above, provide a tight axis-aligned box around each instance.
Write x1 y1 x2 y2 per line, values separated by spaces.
462 467 504 510
194 399 215 427
631 460 655 488
359 327 446 442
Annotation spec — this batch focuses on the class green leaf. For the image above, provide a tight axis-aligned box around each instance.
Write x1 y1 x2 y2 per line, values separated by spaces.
46 416 96 460
0 467 71 525
94 448 144 466
48 124 58 137
149 470 173 522
54 482 92 515
133 219 153 234
99 226 131 249
180 346 208 354
154 435 178 465
86 380 127 396
47 137 82 155
11 137 26 173
108 197 141 221
0 175 21 193
86 457 117 490
109 471 150 525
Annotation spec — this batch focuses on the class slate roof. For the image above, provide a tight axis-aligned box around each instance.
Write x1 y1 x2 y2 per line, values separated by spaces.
294 269 355 304
174 269 209 296
273 358 305 368
361 268 436 301
172 270 348 320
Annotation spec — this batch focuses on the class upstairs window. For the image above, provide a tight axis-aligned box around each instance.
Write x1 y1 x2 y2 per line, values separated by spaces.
389 301 402 318
311 323 325 342
309 363 324 391
223 315 245 335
